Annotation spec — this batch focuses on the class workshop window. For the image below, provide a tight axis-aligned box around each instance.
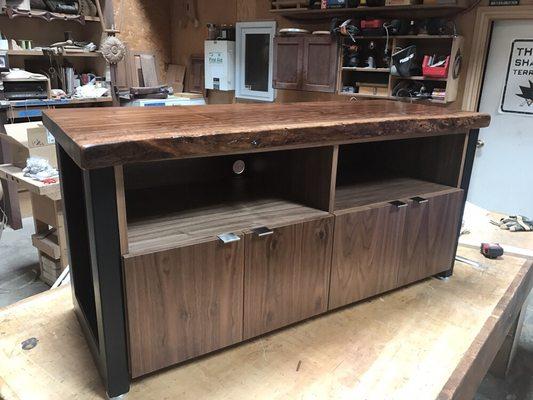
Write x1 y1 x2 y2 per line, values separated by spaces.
236 21 276 102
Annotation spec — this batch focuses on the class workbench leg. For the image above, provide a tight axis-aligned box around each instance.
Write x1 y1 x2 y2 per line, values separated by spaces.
439 128 480 279
56 145 130 398
0 133 23 230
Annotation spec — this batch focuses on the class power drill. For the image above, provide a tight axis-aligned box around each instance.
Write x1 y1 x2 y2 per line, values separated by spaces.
480 243 504 259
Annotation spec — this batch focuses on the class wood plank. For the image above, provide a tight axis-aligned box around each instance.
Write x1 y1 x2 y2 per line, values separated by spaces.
31 230 61 260
140 54 159 87
243 216 333 339
123 238 244 378
0 246 530 399
41 101 490 169
126 198 330 256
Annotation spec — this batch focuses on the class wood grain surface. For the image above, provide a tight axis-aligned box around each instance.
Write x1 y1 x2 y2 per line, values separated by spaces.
126 198 330 256
243 217 333 339
42 100 490 169
397 190 464 286
123 238 245 378
329 203 406 309
1 247 531 399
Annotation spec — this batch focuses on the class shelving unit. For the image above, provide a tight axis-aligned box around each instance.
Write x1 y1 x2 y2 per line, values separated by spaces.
269 4 468 20
338 35 463 103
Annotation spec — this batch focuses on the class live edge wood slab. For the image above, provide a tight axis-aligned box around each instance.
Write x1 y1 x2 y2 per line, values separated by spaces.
42 100 490 169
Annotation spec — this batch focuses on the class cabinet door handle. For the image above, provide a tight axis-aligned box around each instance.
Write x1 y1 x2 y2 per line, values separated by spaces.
252 226 274 237
218 233 241 244
411 196 429 204
389 200 408 208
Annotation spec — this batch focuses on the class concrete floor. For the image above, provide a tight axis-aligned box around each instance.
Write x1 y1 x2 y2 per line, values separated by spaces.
0 217 49 308
0 215 532 398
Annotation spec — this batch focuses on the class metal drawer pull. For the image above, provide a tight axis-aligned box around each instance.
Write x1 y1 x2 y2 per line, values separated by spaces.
411 196 429 204
389 200 408 208
252 226 274 237
218 233 241 244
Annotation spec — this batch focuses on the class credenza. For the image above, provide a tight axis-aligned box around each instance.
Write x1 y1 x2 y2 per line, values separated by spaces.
43 100 490 398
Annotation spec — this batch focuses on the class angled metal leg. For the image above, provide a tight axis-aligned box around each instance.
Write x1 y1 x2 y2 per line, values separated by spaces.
57 144 130 398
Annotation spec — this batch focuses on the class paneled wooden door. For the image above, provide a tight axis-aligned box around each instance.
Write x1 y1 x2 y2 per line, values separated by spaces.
243 216 333 339
123 238 244 378
273 36 303 90
397 189 464 286
329 203 407 310
302 36 338 93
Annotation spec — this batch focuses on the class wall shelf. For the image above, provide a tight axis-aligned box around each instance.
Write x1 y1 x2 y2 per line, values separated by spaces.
1 8 100 24
7 50 102 58
270 4 468 20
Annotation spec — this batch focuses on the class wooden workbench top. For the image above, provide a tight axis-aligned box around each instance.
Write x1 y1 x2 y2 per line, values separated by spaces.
42 100 490 169
0 246 530 400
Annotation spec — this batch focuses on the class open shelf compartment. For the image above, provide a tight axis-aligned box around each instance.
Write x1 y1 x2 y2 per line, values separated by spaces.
123 147 336 255
334 134 466 212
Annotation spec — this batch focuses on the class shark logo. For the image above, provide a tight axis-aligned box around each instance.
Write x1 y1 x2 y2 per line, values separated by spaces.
517 80 533 106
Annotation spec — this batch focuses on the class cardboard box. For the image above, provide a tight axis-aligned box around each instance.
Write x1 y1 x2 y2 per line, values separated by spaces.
3 122 57 169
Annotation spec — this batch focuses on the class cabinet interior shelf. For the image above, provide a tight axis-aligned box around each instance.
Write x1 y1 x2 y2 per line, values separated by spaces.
342 67 391 72
127 198 330 256
391 75 448 81
270 4 467 20
335 177 455 211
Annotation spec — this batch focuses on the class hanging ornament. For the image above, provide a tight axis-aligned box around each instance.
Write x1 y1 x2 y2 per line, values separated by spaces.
101 35 126 64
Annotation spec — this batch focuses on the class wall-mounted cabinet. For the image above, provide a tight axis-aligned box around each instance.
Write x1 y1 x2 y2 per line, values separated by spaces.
273 35 338 93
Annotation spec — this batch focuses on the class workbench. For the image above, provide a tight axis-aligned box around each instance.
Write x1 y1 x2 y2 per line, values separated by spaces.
0 246 531 399
42 100 490 398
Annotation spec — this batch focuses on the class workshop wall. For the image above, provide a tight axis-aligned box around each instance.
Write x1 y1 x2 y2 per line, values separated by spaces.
455 0 533 110
113 0 172 82
169 0 345 104
165 0 533 109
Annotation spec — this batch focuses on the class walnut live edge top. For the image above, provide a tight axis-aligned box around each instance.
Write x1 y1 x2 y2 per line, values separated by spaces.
42 100 490 170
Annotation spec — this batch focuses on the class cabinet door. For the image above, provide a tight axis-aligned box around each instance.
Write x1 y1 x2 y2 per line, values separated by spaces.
123 238 244 378
273 36 304 90
329 203 406 310
398 190 464 286
302 36 339 93
243 217 333 339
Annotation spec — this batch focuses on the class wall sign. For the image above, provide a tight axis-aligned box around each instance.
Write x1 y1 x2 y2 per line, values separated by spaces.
489 0 519 5
501 39 533 115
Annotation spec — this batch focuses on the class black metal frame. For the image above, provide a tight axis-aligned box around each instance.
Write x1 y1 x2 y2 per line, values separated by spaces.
57 144 130 398
439 128 480 278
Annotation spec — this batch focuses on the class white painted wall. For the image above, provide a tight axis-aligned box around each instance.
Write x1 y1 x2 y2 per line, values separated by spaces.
469 20 533 217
